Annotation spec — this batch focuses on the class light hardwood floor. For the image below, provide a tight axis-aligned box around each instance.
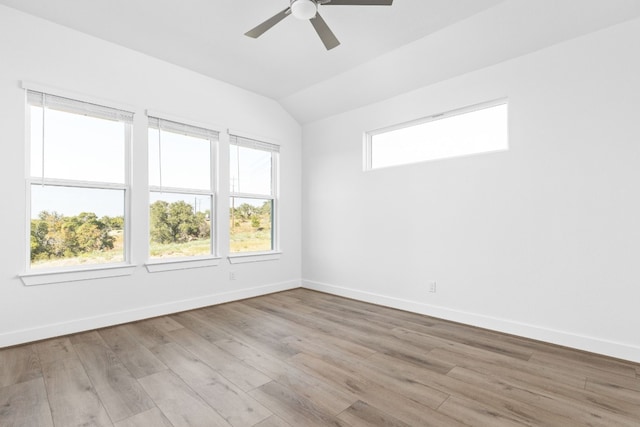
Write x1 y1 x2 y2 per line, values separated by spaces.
1 288 640 426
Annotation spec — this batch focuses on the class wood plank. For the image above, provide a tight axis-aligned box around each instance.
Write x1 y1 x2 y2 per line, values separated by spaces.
530 351 638 380
114 408 173 427
216 337 357 415
170 311 233 342
41 356 112 426
418 322 535 361
261 291 305 306
337 400 412 427
124 320 173 349
0 377 53 427
0 344 41 388
138 370 230 427
294 309 451 373
249 380 348 427
432 347 640 420
290 352 449 410
197 306 300 359
253 414 292 427
168 328 271 392
35 337 76 364
585 378 640 406
144 315 184 333
151 342 272 426
360 352 573 426
286 351 462 426
280 332 376 361
587 373 640 393
438 396 528 427
99 325 168 379
446 365 639 426
426 346 588 390
70 331 155 422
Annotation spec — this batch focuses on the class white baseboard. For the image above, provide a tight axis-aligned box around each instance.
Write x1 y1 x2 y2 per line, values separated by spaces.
302 279 640 363
0 280 300 348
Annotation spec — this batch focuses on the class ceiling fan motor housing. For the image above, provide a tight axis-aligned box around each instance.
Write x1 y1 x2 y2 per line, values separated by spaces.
246 0 393 50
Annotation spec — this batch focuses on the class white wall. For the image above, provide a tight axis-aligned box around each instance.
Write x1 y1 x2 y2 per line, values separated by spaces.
302 17 640 362
0 6 301 346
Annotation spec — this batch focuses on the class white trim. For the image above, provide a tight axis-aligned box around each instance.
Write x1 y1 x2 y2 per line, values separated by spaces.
19 264 136 286
367 97 508 137
146 109 222 135
272 150 280 252
228 252 282 264
21 81 136 114
145 257 221 272
301 279 640 364
0 280 300 348
124 123 133 265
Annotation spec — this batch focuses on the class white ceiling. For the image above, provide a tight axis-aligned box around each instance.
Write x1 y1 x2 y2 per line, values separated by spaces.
2 0 640 123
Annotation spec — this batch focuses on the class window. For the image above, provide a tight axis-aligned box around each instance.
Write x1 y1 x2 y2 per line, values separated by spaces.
148 116 218 260
26 90 133 270
229 135 279 254
365 100 508 170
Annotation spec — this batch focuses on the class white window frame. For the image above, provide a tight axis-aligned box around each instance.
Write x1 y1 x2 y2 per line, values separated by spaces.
20 84 135 286
228 132 281 263
145 112 221 272
364 98 509 170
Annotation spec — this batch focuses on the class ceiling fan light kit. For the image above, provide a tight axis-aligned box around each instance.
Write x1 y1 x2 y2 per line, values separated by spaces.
291 0 318 20
245 0 393 50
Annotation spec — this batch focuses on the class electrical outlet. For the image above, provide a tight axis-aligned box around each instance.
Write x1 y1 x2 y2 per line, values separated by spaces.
229 271 236 281
428 281 436 293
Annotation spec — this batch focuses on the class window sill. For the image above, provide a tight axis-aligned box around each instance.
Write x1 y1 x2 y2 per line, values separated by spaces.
145 256 221 273
19 264 136 286
227 251 282 264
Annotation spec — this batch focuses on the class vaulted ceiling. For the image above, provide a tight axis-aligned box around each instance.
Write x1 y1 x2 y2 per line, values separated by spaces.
2 0 640 123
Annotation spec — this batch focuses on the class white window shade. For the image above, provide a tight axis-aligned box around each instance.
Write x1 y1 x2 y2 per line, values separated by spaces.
149 117 219 141
27 90 134 123
229 134 280 153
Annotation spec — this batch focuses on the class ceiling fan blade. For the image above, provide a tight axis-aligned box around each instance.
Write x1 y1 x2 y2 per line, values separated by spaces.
245 7 291 38
310 13 340 50
322 0 393 5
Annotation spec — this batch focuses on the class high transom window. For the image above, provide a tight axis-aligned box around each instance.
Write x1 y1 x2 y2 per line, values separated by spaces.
366 100 508 170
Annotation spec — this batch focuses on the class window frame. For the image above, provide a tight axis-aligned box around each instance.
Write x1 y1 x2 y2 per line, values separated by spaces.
145 112 221 272
20 84 136 285
228 132 281 261
364 98 509 171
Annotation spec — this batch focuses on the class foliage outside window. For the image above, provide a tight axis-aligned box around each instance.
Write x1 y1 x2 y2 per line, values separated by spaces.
229 135 279 253
27 90 132 270
148 117 218 259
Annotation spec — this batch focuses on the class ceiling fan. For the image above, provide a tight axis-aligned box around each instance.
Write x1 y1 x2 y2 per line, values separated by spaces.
245 0 394 51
